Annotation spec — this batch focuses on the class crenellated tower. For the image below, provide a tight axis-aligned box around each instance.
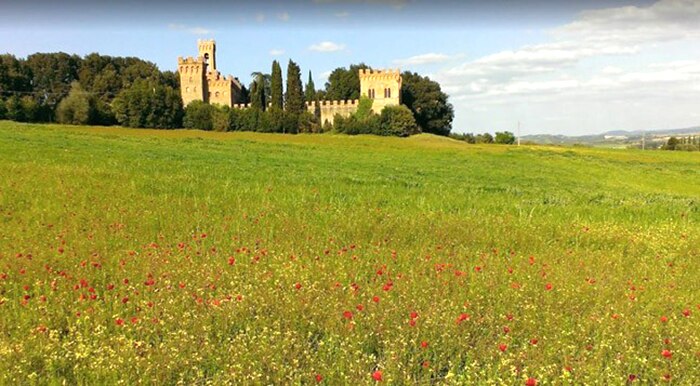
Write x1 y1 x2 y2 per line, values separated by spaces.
359 68 402 113
198 39 216 71
177 56 208 107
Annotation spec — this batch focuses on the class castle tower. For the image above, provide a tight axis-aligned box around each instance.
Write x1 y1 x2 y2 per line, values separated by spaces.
359 68 402 113
198 39 216 71
177 56 208 106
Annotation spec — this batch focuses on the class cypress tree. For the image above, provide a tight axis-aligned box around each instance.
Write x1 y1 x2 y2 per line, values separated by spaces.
304 71 316 102
285 60 304 114
270 60 283 110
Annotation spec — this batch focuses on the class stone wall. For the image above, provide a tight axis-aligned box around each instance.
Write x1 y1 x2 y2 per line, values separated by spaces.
306 100 359 126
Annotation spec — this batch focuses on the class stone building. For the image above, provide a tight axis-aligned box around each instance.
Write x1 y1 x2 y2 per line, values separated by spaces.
176 39 244 107
177 40 402 125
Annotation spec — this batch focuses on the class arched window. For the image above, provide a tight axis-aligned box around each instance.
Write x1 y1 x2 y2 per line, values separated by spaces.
186 87 190 93
215 91 220 97
386 88 391 98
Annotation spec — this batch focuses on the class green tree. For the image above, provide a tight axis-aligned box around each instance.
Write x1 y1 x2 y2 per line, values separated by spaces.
305 71 316 102
401 71 454 136
379 105 420 137
182 100 214 131
250 73 267 112
56 81 97 125
495 131 516 144
476 133 494 144
211 105 231 132
250 72 271 105
270 61 283 110
664 136 679 150
25 52 81 121
0 54 32 95
5 96 24 122
112 79 183 128
324 64 370 100
285 60 304 114
0 98 6 119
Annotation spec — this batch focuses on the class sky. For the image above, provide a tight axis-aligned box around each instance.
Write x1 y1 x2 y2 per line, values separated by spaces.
1 0 699 135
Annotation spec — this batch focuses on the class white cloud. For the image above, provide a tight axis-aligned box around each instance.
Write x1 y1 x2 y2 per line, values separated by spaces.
435 0 700 134
335 11 350 18
308 41 346 52
255 13 265 23
277 12 290 22
269 48 285 56
167 23 212 35
394 53 452 66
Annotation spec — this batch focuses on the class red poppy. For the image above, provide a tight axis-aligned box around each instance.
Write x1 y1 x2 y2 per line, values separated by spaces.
628 374 637 382
661 349 672 359
343 311 353 320
410 311 418 319
372 296 380 303
545 283 553 291
499 343 507 352
530 338 538 345
115 318 125 326
525 378 537 386
357 304 364 311
315 374 323 383
682 309 691 317
295 282 302 290
420 341 428 348
660 316 668 323
372 370 382 381
456 313 470 324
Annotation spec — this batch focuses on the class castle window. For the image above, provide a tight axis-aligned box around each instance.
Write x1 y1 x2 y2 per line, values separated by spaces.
186 87 190 93
386 88 391 98
368 89 375 99
215 91 220 97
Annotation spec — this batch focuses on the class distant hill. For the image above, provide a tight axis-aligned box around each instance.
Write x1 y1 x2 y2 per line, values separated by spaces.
522 126 700 148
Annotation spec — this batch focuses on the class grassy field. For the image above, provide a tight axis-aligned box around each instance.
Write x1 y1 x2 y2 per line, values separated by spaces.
0 121 698 385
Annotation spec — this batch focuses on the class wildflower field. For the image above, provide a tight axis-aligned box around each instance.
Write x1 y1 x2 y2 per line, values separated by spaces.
0 121 698 385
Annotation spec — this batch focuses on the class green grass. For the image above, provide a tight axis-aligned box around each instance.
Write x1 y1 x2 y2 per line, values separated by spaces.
0 120 698 385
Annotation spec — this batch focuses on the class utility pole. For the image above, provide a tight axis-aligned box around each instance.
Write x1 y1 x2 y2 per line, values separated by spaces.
642 132 645 150
517 121 521 146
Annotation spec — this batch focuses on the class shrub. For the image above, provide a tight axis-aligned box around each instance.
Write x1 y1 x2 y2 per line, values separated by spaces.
56 81 97 125
379 105 420 137
183 100 215 131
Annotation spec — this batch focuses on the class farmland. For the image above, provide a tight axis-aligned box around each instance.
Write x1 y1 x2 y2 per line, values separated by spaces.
0 121 698 384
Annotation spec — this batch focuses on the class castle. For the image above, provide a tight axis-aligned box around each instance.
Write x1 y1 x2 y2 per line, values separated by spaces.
177 40 402 126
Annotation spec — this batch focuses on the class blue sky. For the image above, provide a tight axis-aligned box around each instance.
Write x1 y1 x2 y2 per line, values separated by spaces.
2 0 699 135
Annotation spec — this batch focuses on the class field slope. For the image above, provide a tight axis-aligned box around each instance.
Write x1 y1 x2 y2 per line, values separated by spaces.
0 121 698 384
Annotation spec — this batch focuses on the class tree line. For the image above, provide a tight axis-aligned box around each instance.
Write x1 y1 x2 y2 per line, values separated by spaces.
450 131 516 144
662 136 700 151
0 52 454 137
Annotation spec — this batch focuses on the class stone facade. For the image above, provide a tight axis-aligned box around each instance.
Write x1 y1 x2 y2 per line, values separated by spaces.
177 41 402 124
177 40 243 107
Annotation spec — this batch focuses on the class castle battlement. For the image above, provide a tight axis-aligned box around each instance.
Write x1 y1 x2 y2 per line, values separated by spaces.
177 56 204 65
360 68 401 77
319 99 359 107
